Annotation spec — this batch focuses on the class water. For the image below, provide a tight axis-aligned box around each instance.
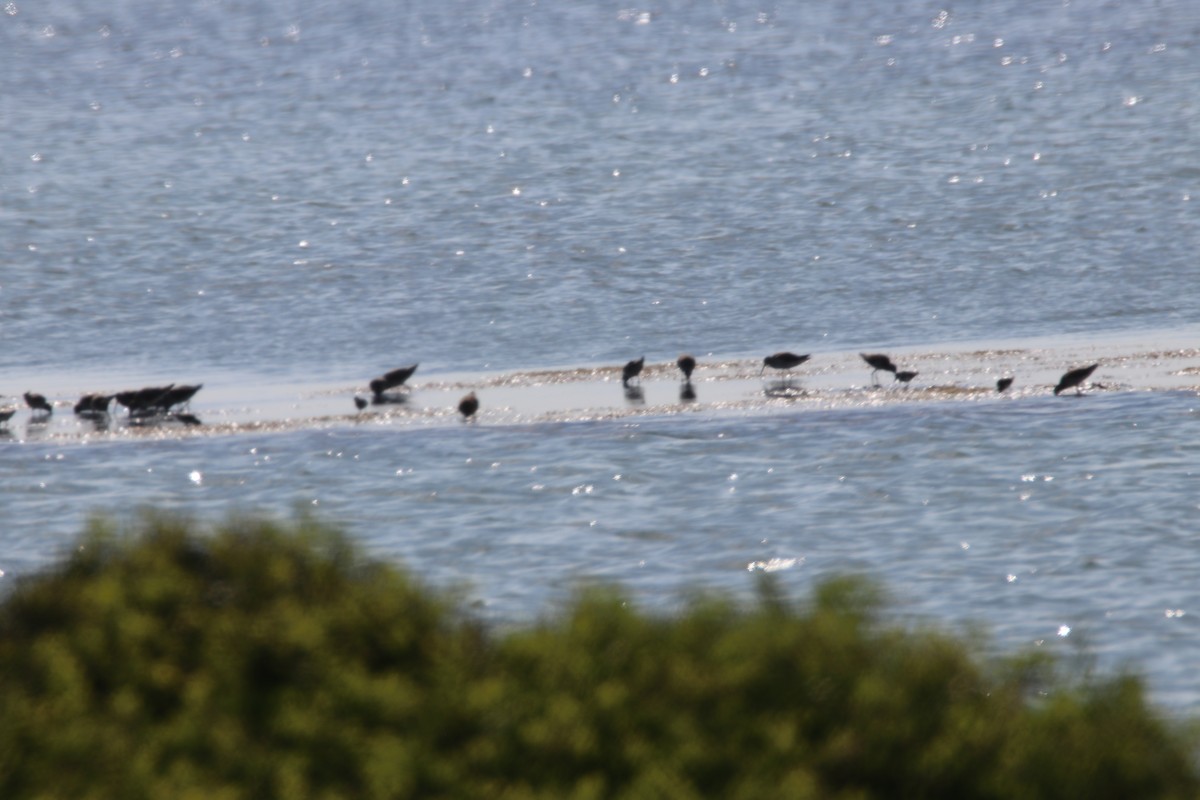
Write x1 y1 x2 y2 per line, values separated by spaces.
3 0 1200 708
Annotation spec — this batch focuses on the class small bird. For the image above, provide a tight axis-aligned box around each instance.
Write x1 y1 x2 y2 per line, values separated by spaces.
677 354 696 382
458 391 479 420
369 364 419 397
861 353 897 383
996 377 1014 393
894 370 918 385
74 394 113 415
24 392 52 416
160 384 202 412
622 357 645 387
354 395 368 411
1054 364 1099 396
0 408 16 425
760 352 810 376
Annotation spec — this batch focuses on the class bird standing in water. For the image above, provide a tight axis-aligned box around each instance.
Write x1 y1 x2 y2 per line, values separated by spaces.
24 392 52 416
458 391 479 420
354 396 368 411
677 354 696 382
369 364 419 398
894 370 918 386
622 357 645 387
860 353 897 384
1054 364 1099 396
996 377 1014 393
760 352 810 376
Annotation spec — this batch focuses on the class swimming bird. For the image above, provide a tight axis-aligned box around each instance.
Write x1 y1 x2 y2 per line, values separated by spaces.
760 352 810 376
458 391 479 420
996 377 1014 393
894 370 918 385
1054 364 1099 396
369 364 418 397
677 354 696 382
861 353 897 383
354 395 368 411
24 392 52 416
622 357 645 387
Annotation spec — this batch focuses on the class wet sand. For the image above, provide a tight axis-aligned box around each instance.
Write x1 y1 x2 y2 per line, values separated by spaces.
4 330 1199 443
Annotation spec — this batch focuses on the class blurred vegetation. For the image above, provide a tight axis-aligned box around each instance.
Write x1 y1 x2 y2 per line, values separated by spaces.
0 514 1196 799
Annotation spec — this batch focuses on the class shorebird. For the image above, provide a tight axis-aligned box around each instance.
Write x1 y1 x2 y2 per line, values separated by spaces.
74 394 113 415
354 396 368 411
860 353 897 384
24 392 52 416
458 391 479 420
996 377 1014 393
622 357 645 387
1054 364 1099 396
369 364 418 397
760 352 810 376
0 408 15 425
677 354 696 382
160 384 202 412
894 370 918 386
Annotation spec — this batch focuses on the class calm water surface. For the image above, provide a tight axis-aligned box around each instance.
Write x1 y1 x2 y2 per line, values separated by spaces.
3 0 1200 709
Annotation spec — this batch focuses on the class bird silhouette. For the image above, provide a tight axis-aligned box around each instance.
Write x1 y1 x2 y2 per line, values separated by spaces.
861 353 897 384
760 352 810 376
894 370 918 385
74 394 113 415
24 392 52 416
369 364 418 397
622 357 645 387
354 396 368 411
1054 364 1099 396
996 377 1014 393
0 408 16 425
677 354 696 382
458 391 479 420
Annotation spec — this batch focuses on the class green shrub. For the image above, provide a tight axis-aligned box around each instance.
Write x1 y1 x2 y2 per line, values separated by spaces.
0 514 1195 799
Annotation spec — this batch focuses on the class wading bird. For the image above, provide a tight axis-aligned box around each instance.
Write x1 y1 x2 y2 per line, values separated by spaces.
1054 364 1099 396
760 352 810 376
354 396 368 411
74 394 113 416
996 377 1014 393
622 357 645 387
677 354 696 382
24 392 52 416
860 353 897 384
458 391 479 420
369 364 418 397
894 370 918 386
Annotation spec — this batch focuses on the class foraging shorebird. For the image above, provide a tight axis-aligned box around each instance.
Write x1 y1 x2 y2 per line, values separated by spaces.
74 394 113 415
996 377 1014 393
860 353 897 384
24 392 52 416
622 357 645 387
354 395 368 411
160 384 202 412
677 354 696 382
369 364 418 397
894 370 918 386
0 407 16 425
458 391 479 420
1054 364 1099 396
760 352 810 376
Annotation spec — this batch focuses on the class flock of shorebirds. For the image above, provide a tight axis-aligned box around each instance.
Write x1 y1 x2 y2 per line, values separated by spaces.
0 354 1101 431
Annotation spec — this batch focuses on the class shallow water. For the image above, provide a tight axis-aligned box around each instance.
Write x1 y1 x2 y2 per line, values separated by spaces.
3 0 1200 710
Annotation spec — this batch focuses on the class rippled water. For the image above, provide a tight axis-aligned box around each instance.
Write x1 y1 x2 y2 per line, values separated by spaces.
3 0 1200 709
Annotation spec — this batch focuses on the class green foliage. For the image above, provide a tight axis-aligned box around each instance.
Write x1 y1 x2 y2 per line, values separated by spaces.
0 515 1195 799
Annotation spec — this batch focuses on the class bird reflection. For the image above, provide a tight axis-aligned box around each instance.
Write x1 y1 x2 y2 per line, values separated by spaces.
763 381 807 399
624 385 645 405
371 393 408 407
680 382 697 403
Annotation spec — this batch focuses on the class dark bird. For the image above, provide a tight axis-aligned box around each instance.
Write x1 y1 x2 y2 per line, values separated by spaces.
74 393 113 415
760 352 810 376
458 391 479 420
24 392 52 416
160 384 202 412
861 353 897 383
894 370 919 385
1054 364 1099 396
622 356 645 387
677 354 696 382
369 364 418 397
0 408 15 425
354 395 368 411
996 377 1014 393
115 385 175 417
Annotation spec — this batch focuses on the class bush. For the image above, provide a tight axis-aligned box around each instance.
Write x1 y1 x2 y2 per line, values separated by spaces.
0 514 1195 798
